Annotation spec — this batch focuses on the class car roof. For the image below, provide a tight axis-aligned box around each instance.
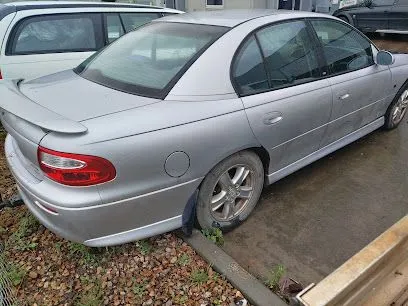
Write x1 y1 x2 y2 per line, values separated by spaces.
2 1 172 11
157 9 334 28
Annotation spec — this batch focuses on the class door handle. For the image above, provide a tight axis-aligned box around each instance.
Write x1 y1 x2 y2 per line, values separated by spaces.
263 112 283 125
339 93 350 100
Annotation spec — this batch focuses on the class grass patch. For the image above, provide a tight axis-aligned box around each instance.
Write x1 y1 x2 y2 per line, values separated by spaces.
7 212 40 251
190 269 209 285
54 242 62 252
135 240 153 255
201 227 224 246
132 279 148 299
265 264 286 291
177 253 190 266
75 277 103 306
68 243 97 264
4 263 26 287
174 295 188 304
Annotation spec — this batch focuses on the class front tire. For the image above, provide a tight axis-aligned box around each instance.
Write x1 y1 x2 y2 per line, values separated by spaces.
384 83 408 130
196 151 264 231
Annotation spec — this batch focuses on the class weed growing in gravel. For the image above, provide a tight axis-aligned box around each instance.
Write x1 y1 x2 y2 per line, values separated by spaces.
7 212 40 251
75 277 103 306
18 213 40 236
190 269 209 285
201 227 224 246
136 240 153 255
175 295 188 304
5 263 26 287
132 279 148 298
265 264 286 291
54 242 62 252
68 243 97 264
212 271 220 282
177 253 190 266
17 242 38 251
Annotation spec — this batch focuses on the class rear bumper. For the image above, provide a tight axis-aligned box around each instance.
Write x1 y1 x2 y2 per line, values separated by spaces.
5 135 202 246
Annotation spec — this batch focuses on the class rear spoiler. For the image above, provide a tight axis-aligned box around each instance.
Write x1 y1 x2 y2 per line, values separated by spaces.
0 80 87 134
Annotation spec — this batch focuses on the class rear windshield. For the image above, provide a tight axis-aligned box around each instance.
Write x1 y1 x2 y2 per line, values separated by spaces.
75 22 228 99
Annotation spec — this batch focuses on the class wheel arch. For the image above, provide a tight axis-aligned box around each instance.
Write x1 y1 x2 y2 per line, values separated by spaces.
181 145 270 232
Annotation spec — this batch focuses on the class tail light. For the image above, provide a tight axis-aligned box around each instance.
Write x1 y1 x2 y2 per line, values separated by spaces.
0 70 2 80
37 146 116 186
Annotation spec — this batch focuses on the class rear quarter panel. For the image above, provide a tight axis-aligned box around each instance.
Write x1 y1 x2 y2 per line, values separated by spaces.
39 98 261 212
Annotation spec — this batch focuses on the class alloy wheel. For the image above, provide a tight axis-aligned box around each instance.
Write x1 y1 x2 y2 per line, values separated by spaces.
210 165 254 222
392 89 408 125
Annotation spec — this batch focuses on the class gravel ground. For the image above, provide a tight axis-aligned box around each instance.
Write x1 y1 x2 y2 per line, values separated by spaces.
0 130 245 306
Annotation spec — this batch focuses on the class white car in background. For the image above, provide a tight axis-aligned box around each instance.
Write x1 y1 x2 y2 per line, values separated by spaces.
0 1 180 80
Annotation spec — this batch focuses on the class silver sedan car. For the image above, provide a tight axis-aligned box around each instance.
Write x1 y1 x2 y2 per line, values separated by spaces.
1 10 407 246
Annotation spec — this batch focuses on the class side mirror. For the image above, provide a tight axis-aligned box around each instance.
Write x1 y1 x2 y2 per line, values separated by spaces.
363 0 373 7
376 50 395 66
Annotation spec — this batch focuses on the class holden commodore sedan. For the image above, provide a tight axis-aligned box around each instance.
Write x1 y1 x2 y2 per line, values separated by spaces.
1 10 407 246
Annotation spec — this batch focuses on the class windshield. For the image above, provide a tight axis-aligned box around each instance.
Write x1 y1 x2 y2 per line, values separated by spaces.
76 22 228 98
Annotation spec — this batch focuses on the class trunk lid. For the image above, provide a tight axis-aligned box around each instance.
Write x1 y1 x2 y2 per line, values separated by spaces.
19 70 161 122
0 70 160 171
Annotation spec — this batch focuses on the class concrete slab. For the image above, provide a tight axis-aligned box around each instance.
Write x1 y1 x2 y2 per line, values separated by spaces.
222 122 408 287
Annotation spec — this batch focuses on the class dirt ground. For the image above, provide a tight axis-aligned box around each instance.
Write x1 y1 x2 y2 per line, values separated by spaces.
369 33 408 53
223 34 408 287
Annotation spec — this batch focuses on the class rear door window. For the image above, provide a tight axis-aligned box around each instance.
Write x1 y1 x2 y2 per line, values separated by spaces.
232 35 269 95
8 13 103 55
120 13 161 32
256 20 320 89
232 20 320 96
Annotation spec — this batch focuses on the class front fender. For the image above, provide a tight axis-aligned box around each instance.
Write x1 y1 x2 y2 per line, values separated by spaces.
389 54 408 97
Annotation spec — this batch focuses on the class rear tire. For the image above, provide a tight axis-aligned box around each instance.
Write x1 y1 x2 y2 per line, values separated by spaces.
384 83 408 130
196 151 264 231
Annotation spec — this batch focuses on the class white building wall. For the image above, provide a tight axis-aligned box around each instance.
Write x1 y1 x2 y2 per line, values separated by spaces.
184 0 286 11
186 0 257 11
252 0 267 8
224 0 253 9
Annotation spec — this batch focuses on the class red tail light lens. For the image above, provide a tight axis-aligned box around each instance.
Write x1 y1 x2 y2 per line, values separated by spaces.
37 146 116 186
0 70 3 80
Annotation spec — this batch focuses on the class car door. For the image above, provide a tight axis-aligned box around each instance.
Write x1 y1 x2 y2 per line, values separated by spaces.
233 20 333 174
388 0 408 31
0 12 104 80
353 0 394 32
310 19 392 147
